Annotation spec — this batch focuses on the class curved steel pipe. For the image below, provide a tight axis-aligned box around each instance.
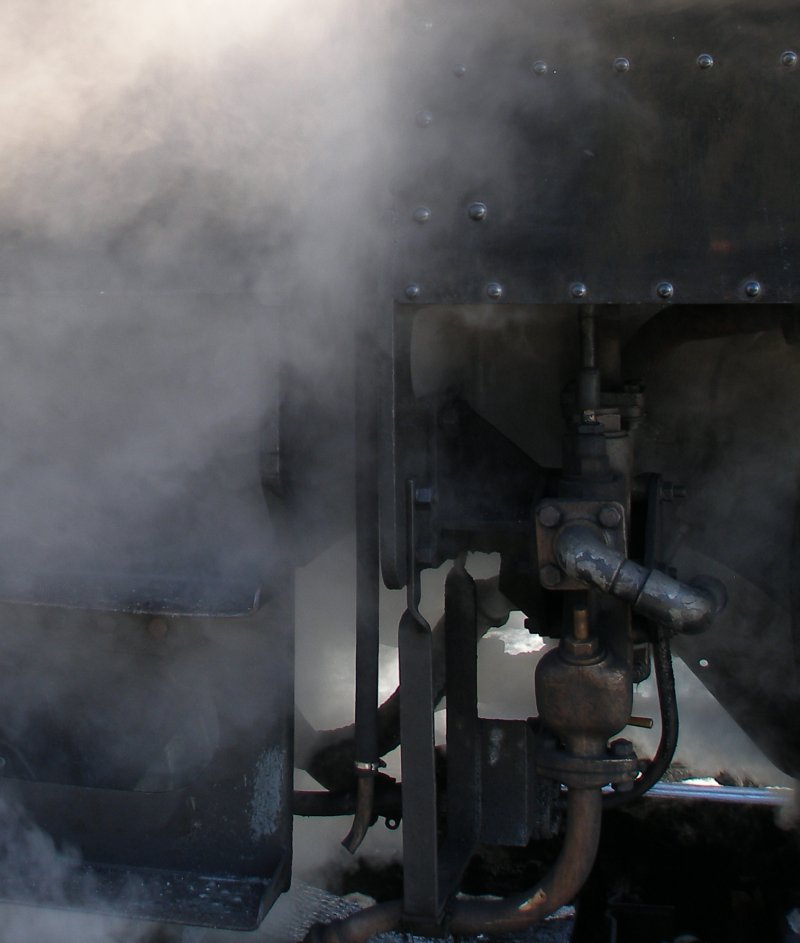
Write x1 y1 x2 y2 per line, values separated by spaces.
302 789 602 943
555 525 725 632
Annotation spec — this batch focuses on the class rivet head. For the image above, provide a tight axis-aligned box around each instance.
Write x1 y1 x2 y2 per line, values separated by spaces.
697 53 714 69
781 50 798 68
148 618 169 640
415 110 434 128
454 63 467 77
405 283 421 300
486 282 504 300
656 281 674 300
744 279 762 298
613 57 631 73
412 206 432 224
468 202 488 221
570 282 588 299
532 59 548 75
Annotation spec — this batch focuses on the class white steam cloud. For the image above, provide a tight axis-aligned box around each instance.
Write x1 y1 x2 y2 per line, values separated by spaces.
0 1 395 939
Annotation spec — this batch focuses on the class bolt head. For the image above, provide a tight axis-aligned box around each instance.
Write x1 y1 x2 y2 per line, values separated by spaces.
613 57 631 72
414 487 433 505
611 738 635 758
454 63 467 77
468 201 488 221
412 206 431 224
539 564 563 588
415 110 434 128
570 282 588 299
656 281 674 300
697 53 714 69
486 282 503 301
532 59 548 75
405 283 421 300
744 279 761 298
598 505 622 529
538 505 562 528
782 50 798 68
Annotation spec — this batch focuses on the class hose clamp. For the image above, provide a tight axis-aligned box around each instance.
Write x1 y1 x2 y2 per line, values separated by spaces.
354 761 383 774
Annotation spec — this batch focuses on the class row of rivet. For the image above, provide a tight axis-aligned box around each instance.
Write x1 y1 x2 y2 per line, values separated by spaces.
527 50 794 76
412 202 487 223
423 49 798 90
404 279 763 301
416 51 797 126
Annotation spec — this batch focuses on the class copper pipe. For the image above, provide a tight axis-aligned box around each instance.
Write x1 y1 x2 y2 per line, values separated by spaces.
447 788 602 935
302 788 602 942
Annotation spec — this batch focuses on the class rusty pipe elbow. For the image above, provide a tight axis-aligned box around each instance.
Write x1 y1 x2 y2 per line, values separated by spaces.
555 524 725 632
447 788 603 935
301 789 602 942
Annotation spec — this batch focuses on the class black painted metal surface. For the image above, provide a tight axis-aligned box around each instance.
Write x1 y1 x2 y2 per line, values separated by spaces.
393 0 800 305
0 584 294 929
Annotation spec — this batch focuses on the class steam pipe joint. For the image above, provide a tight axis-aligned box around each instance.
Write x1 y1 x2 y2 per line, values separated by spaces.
554 524 726 632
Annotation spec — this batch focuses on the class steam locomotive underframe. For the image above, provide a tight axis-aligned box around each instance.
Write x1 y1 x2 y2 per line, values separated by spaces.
0 1 799 941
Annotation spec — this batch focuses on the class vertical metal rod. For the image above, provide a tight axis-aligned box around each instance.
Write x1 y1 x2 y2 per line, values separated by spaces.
399 479 439 921
579 305 598 370
342 331 381 853
577 306 600 414
440 560 481 895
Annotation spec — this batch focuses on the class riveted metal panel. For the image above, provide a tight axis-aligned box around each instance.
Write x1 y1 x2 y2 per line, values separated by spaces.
392 0 800 305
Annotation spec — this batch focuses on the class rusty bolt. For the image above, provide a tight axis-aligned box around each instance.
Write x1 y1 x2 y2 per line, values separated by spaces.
598 505 622 529
537 504 562 528
539 565 563 588
611 738 635 758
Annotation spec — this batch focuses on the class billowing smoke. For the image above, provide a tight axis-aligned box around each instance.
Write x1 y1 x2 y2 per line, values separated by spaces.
0 0 406 589
0 0 398 937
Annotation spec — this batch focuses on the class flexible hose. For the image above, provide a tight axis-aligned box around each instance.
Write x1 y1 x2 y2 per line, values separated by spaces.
604 628 678 809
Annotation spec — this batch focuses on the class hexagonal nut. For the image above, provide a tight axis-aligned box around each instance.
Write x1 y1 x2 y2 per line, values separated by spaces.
563 637 600 660
539 564 563 588
610 738 635 759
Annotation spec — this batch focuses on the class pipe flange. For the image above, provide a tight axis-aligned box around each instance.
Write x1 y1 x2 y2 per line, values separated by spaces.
535 745 639 789
535 499 627 592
